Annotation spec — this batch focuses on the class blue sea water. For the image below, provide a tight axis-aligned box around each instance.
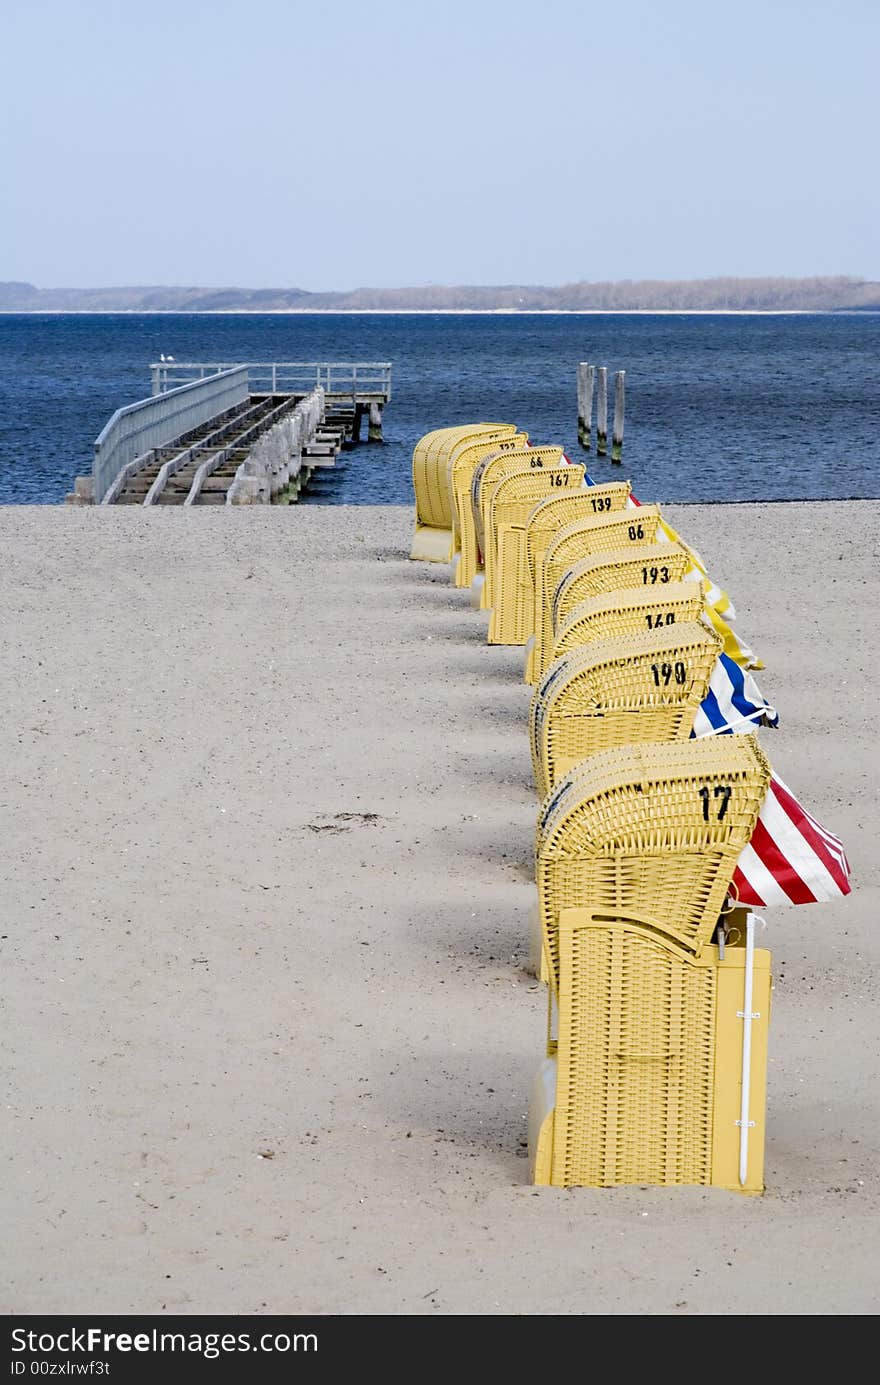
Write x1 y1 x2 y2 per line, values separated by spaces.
0 311 877 505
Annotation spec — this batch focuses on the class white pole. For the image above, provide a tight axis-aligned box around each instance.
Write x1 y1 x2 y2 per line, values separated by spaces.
737 913 760 1185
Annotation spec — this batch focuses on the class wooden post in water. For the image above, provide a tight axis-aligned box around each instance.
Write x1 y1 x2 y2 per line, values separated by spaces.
611 370 626 463
368 402 383 442
577 362 595 449
596 367 608 456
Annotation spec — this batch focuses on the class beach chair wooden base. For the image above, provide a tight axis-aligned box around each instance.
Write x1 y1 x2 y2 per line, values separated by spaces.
412 423 517 564
410 523 455 563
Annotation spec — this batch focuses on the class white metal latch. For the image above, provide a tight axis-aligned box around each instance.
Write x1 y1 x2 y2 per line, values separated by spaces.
736 913 764 1186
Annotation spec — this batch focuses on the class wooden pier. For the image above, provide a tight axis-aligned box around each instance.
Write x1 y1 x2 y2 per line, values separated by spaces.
151 360 391 447
69 361 392 506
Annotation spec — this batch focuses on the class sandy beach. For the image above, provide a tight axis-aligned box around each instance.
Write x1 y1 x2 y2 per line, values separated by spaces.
2 499 878 1317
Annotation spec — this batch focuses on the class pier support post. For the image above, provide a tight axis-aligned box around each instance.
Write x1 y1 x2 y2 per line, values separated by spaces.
368 402 383 442
577 362 594 449
611 370 625 463
596 367 608 456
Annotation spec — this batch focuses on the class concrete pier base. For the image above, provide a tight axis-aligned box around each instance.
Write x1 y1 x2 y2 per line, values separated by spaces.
64 476 95 506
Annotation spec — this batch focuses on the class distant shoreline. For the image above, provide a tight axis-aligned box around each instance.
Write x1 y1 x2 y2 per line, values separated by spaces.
5 272 876 316
2 308 878 317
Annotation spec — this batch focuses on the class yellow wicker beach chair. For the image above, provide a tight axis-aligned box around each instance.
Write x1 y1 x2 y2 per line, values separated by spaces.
484 467 589 644
469 447 568 604
449 432 530 588
529 621 723 797
411 423 517 562
524 483 633 587
534 735 771 993
552 579 710 661
519 485 634 680
552 551 698 639
529 908 771 1191
529 508 668 684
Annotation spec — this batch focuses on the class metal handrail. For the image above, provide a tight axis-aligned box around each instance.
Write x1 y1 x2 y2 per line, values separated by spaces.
94 367 249 503
150 361 392 400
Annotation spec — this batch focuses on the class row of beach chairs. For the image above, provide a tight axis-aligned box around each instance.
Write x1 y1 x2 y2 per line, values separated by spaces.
409 422 849 1193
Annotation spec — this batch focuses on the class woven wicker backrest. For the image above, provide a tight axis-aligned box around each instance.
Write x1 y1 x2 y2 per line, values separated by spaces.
470 447 565 575
520 487 635 681
554 570 706 645
550 541 692 612
544 506 665 588
491 465 588 533
525 483 634 579
484 465 590 642
532 507 666 683
529 622 723 796
535 736 772 986
485 464 587 607
553 579 710 658
448 431 530 586
543 509 667 595
412 423 516 530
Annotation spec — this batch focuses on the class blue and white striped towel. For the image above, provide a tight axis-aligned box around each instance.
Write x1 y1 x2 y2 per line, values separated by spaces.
691 653 778 738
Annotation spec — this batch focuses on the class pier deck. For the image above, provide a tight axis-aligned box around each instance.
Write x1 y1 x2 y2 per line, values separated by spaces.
77 361 391 506
151 360 392 445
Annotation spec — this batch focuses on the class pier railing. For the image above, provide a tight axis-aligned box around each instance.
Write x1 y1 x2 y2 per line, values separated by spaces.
150 361 392 401
93 367 249 503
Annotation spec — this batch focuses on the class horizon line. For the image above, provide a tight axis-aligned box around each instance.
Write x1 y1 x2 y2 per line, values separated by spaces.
2 307 878 318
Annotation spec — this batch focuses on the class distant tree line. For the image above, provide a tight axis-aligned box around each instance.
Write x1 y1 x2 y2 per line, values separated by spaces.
1 276 878 312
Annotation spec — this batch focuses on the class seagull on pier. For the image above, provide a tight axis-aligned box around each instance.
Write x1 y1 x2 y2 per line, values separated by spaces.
159 353 166 361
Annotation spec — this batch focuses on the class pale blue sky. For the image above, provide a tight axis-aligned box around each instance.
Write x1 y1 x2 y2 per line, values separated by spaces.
2 0 877 289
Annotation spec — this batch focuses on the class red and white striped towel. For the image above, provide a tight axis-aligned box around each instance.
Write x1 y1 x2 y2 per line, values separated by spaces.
732 773 851 906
